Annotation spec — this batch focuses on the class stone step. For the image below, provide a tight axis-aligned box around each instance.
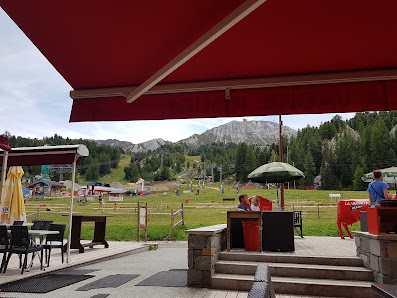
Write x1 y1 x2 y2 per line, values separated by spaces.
218 251 365 267
215 260 374 281
211 273 377 297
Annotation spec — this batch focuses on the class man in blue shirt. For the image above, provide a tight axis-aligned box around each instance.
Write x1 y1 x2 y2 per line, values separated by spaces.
367 170 392 206
236 194 251 211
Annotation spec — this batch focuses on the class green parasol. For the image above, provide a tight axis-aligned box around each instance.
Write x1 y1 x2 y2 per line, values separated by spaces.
248 162 304 205
248 162 305 183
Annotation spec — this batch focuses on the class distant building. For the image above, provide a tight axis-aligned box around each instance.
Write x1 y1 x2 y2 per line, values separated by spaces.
27 180 65 196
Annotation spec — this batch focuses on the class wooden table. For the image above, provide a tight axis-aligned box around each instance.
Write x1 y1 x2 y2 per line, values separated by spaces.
63 215 110 253
227 211 262 251
372 284 397 298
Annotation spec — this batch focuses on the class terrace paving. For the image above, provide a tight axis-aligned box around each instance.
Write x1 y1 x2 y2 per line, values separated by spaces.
0 237 358 297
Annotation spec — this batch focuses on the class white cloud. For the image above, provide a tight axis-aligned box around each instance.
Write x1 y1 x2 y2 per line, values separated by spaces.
0 10 357 145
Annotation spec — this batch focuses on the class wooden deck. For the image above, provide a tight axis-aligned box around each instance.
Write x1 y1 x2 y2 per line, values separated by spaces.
176 287 323 297
268 236 356 257
228 236 357 257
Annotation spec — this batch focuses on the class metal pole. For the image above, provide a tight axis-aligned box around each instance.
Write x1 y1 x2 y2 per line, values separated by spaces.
293 162 296 189
67 155 77 264
279 115 285 211
0 151 8 203
211 164 214 184
219 165 222 190
186 171 189 190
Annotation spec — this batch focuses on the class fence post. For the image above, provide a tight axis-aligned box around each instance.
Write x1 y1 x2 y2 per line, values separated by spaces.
137 202 140 242
171 209 174 239
181 203 184 225
317 205 320 218
145 202 148 241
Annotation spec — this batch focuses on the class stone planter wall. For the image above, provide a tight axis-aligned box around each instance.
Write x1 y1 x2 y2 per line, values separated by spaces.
185 224 227 287
355 231 397 284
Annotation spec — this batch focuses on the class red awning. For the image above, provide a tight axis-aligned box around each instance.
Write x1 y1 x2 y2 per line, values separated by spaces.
1 0 397 121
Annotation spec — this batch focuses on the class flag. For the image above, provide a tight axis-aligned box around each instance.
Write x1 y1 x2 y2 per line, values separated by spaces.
136 178 144 184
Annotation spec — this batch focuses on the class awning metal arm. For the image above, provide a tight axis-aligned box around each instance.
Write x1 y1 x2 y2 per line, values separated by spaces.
125 0 266 104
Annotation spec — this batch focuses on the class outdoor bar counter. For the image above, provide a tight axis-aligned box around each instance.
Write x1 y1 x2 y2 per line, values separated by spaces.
355 206 397 284
227 211 295 252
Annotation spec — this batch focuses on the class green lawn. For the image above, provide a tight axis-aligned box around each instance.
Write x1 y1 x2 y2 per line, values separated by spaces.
25 188 366 241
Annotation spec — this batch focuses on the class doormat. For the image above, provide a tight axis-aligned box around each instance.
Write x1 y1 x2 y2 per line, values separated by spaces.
76 274 139 291
0 274 94 293
136 269 187 287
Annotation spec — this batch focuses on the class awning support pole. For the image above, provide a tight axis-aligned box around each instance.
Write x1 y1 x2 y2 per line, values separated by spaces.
0 151 9 203
66 155 77 264
279 115 285 211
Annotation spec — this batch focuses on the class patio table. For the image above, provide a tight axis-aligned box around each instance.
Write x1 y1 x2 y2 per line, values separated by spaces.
28 230 60 270
63 215 110 253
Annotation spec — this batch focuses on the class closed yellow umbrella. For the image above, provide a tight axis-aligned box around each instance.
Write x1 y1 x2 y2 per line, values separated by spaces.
0 166 26 224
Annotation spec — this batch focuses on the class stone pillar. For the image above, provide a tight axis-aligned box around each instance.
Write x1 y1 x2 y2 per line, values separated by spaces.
355 231 397 284
185 224 227 287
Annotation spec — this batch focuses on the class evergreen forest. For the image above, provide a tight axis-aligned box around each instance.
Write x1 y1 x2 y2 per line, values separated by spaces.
2 112 397 191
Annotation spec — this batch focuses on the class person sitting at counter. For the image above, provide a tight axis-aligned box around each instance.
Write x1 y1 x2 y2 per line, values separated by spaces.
367 170 392 206
236 194 251 211
250 195 260 211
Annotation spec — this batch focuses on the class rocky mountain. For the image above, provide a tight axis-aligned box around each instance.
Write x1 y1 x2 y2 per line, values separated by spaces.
125 138 167 153
93 120 297 152
178 120 297 147
93 139 133 150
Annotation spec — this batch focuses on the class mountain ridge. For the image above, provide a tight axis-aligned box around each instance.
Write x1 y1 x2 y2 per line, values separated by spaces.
92 120 297 152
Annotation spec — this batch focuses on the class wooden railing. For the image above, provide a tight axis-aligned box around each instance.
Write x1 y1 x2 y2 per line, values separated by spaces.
165 203 184 240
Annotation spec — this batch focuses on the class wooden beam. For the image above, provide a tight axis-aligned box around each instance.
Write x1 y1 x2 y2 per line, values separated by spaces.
125 0 266 103
70 68 397 100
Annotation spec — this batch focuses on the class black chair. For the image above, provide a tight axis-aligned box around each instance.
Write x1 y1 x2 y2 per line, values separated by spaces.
41 220 53 230
0 225 9 273
293 211 303 238
3 226 43 274
31 220 44 230
44 224 66 266
12 221 24 226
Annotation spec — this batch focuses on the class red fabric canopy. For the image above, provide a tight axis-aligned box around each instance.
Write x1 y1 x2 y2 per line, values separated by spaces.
1 0 397 121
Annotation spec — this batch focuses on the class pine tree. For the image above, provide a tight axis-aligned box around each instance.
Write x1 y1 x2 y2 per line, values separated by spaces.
304 152 316 186
353 167 367 191
270 150 278 162
321 163 338 190
235 143 248 181
85 167 93 181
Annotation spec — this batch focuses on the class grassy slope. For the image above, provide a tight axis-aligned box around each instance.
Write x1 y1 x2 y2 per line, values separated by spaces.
78 154 131 184
38 154 365 241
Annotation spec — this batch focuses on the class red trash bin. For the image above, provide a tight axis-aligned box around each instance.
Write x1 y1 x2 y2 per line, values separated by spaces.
242 220 260 251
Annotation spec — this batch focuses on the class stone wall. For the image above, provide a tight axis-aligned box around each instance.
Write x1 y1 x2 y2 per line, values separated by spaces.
355 231 397 284
185 224 227 287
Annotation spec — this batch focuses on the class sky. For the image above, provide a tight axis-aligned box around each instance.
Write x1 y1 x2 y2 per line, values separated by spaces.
0 9 356 144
